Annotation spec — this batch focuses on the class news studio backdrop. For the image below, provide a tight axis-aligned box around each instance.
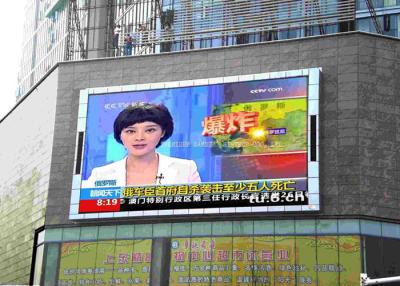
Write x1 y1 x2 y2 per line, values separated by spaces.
70 68 320 219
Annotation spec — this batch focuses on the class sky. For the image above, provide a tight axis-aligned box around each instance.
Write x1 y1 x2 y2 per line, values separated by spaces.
0 2 26 119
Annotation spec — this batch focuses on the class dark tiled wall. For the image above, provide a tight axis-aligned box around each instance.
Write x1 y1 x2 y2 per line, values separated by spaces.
46 32 400 226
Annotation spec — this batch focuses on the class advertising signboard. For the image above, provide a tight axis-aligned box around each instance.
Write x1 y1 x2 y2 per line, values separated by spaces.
70 69 320 219
56 235 360 286
169 235 361 285
58 239 152 286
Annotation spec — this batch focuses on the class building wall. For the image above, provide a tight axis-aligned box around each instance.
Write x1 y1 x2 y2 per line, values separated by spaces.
45 32 400 226
356 35 400 217
0 69 58 284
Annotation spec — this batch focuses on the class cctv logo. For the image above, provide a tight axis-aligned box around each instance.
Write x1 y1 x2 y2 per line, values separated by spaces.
250 87 283 94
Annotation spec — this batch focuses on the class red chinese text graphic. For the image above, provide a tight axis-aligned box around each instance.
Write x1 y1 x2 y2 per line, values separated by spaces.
202 111 259 136
104 252 151 264
172 249 289 262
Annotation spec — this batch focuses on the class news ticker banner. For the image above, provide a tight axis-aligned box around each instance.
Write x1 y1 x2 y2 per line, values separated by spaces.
79 179 308 213
70 68 320 219
57 236 360 286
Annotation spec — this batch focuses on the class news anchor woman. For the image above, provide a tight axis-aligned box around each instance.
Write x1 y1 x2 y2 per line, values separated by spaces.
83 102 201 187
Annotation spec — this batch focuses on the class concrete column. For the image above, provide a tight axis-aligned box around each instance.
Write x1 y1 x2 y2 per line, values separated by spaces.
150 238 171 286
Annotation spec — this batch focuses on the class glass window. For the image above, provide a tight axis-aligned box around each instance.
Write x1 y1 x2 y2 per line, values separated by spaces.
275 220 295 235
169 237 190 285
95 240 115 283
80 226 98 240
132 239 152 284
357 18 372 33
377 16 385 33
361 220 381 236
233 221 253 235
42 244 59 286
375 0 384 8
288 28 301 39
38 230 45 244
134 224 153 238
316 219 338 234
339 236 361 285
56 239 152 286
172 223 191 236
357 0 368 9
234 236 255 284
279 29 289 40
200 38 212 48
113 240 135 282
45 228 62 242
212 221 233 235
153 223 172 237
382 222 400 239
116 224 135 239
192 39 201 49
58 242 80 285
295 219 316 234
62 227 80 241
384 14 398 37
211 237 232 285
325 24 339 34
316 236 339 285
32 244 45 285
339 219 360 234
212 38 222 47
191 222 212 236
77 241 97 282
383 15 392 33
192 236 213 284
98 225 117 240
296 236 317 285
254 220 274 235
248 33 260 43
275 236 296 285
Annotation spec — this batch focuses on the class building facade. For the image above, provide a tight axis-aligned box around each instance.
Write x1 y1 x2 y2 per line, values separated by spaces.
18 0 400 100
2 30 400 285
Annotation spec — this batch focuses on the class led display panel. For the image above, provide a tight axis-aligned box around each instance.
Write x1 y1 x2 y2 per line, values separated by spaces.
70 69 320 219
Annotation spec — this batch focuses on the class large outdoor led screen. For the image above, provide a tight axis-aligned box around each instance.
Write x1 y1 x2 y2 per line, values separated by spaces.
70 69 320 219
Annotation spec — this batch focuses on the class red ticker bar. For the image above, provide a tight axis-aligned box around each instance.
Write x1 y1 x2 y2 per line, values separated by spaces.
79 199 121 213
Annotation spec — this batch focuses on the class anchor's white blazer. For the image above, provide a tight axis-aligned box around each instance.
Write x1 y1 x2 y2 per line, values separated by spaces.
82 153 201 187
